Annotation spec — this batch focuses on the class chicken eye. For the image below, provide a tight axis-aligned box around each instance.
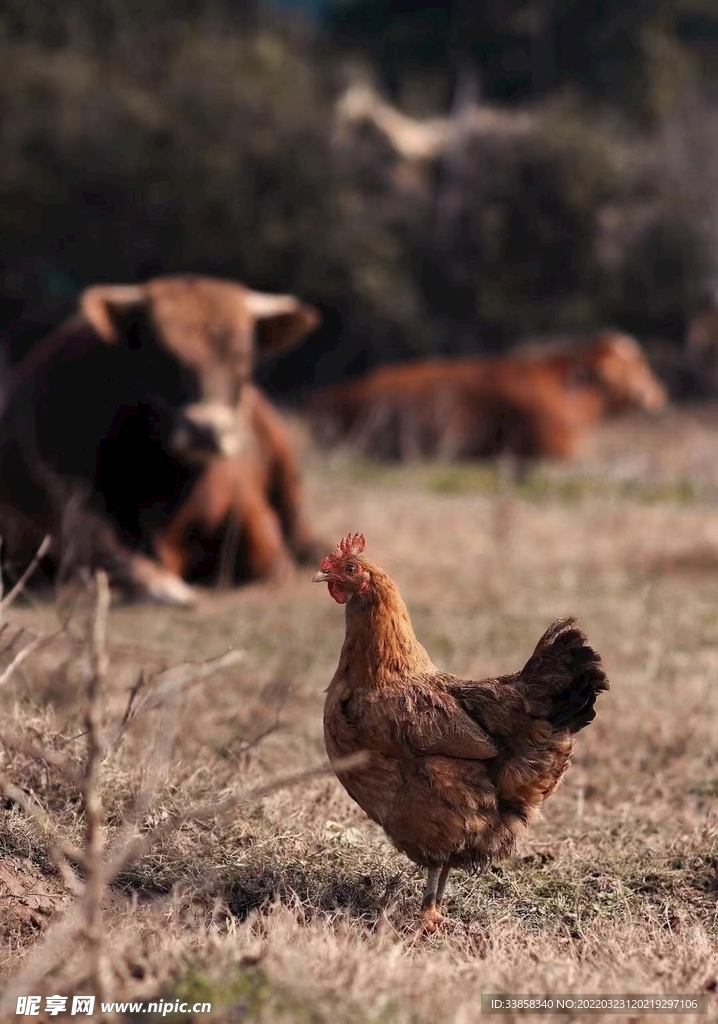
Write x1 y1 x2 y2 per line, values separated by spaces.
345 563 357 575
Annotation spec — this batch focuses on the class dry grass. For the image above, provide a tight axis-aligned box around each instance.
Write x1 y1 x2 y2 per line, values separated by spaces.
2 408 718 1022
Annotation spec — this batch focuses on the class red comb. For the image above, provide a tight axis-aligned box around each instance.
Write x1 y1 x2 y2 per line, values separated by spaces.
320 533 366 572
335 533 365 557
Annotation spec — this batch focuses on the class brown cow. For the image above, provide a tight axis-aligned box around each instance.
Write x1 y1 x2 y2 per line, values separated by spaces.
0 274 320 603
310 331 667 462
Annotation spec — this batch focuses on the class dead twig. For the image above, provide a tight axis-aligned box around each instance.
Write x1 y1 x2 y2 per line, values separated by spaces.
0 740 365 1017
109 650 245 760
0 534 51 614
133 650 246 717
116 671 146 734
81 570 112 1007
0 627 64 687
219 719 282 761
0 574 346 1008
219 670 290 761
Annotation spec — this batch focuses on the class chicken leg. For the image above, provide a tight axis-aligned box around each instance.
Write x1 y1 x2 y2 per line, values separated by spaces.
421 864 451 933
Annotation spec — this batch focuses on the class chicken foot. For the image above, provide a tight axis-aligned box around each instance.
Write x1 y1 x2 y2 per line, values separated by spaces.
420 864 451 933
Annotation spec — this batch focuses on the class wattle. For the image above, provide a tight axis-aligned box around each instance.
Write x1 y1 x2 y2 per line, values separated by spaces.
328 582 348 604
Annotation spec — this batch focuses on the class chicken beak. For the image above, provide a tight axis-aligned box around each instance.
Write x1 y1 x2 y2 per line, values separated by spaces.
312 571 330 583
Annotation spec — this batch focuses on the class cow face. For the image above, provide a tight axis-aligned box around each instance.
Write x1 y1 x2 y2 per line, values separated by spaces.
80 275 319 463
583 333 669 415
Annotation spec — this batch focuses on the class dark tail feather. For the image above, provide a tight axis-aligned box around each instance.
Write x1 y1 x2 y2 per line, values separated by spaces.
520 617 609 734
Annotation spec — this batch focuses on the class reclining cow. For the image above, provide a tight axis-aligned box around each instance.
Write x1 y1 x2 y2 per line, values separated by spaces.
0 274 320 603
310 331 667 462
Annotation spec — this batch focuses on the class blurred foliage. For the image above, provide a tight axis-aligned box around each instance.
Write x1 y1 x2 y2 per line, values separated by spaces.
413 109 622 345
329 0 718 121
0 1 432 382
611 207 716 339
0 0 717 394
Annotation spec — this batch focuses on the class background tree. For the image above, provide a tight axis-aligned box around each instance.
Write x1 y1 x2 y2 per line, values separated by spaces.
0 0 717 394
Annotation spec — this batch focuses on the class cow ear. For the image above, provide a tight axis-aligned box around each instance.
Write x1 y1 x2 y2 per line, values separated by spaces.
79 284 147 343
242 290 321 358
255 304 322 359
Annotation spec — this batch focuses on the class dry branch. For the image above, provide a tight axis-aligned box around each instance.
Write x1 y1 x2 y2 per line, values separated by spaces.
0 627 63 687
1 739 365 1015
0 534 51 614
81 570 112 1006
0 575 311 1008
0 559 362 1012
125 649 245 719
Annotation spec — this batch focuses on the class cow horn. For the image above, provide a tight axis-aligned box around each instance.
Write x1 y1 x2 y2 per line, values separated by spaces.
80 284 146 343
243 290 301 319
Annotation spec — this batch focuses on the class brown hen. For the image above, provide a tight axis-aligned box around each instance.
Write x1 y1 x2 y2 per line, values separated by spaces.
314 533 608 931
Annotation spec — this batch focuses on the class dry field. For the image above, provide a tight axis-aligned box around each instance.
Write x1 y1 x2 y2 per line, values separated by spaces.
2 407 718 1023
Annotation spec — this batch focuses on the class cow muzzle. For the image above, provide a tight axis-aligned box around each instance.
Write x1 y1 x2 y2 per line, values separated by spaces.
169 402 242 462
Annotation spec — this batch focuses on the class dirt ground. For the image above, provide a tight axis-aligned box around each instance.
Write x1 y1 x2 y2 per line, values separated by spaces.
1 407 718 1023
